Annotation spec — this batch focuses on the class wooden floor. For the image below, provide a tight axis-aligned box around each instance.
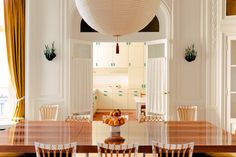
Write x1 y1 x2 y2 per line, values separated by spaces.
93 110 136 121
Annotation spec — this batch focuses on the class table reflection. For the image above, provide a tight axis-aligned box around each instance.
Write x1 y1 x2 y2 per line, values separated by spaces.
0 121 236 153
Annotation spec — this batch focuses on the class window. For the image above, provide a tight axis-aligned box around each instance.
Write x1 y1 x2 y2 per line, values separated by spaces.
0 0 11 118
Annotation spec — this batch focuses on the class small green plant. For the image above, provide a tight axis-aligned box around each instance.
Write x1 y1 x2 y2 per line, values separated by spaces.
44 41 56 61
185 44 197 62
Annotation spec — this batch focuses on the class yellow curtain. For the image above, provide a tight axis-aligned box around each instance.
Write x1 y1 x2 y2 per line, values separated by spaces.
4 0 25 121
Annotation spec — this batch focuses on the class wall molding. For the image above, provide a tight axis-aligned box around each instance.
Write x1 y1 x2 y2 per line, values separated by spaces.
38 0 64 99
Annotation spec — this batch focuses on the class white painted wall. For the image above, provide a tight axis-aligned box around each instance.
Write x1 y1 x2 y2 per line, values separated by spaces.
170 0 207 121
25 0 225 124
26 0 68 120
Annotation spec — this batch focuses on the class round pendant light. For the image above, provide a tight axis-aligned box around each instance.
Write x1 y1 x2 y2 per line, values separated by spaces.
75 0 160 36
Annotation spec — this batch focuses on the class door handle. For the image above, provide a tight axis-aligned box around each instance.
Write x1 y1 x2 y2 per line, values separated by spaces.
163 92 170 94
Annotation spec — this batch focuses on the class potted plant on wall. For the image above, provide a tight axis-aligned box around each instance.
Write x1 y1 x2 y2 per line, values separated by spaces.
44 41 56 61
185 44 197 62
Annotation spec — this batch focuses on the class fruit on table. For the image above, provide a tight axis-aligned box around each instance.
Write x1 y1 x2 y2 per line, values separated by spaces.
108 119 114 126
109 109 121 117
104 109 126 126
114 119 119 126
104 118 110 124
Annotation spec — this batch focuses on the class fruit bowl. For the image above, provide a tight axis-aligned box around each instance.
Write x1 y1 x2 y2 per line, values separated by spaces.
103 115 127 127
102 109 128 127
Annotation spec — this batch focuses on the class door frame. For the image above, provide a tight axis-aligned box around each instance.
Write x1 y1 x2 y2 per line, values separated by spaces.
226 35 236 132
145 39 169 120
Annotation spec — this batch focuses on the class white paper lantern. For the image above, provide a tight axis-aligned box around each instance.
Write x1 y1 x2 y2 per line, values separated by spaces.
75 0 160 36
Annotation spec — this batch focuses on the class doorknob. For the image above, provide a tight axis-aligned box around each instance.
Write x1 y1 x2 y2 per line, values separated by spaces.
163 92 170 94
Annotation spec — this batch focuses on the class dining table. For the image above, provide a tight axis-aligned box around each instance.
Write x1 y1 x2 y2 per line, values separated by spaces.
0 120 236 153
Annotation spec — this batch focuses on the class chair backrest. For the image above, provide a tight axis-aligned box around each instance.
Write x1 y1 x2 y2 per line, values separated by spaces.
39 105 59 120
65 114 91 122
152 142 194 157
34 142 77 157
97 143 138 157
139 113 165 123
177 105 197 121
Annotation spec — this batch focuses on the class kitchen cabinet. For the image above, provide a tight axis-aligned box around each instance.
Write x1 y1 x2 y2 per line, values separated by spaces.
97 88 145 110
97 88 113 109
127 89 140 109
113 43 129 67
128 43 145 67
113 92 128 109
93 42 99 67
97 88 128 109
128 67 145 89
93 42 128 68
94 43 113 68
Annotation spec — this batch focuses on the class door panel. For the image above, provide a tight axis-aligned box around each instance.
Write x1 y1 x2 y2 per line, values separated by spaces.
146 40 168 120
70 40 93 120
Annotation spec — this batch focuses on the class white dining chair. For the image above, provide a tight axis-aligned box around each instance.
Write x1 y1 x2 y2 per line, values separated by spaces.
39 104 59 121
34 142 77 157
65 114 91 122
177 105 197 121
152 141 194 157
97 143 138 157
139 113 165 123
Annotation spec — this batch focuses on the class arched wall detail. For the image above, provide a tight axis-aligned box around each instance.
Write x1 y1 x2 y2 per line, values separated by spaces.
69 0 172 42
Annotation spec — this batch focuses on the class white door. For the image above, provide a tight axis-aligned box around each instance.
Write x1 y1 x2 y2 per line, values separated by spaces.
70 40 93 120
146 39 168 120
227 37 236 132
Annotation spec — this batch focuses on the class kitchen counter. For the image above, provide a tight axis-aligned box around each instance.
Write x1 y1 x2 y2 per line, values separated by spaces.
134 96 146 103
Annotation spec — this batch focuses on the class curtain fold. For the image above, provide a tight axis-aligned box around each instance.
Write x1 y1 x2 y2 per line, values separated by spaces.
147 58 166 115
4 0 25 121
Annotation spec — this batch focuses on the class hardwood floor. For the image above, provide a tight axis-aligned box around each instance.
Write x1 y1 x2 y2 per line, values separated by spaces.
93 110 136 121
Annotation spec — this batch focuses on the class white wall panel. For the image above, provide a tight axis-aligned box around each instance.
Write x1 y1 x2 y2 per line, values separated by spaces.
171 0 206 120
26 0 67 120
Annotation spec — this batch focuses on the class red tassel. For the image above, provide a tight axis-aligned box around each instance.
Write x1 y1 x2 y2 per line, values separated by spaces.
116 43 119 54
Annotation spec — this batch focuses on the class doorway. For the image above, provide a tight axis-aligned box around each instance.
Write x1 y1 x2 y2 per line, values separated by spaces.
92 42 145 121
92 40 169 121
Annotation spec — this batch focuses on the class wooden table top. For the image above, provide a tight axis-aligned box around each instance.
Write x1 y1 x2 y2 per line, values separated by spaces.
0 120 236 153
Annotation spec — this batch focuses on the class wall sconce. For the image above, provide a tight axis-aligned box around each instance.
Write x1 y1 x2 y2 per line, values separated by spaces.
185 44 197 62
44 41 56 61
